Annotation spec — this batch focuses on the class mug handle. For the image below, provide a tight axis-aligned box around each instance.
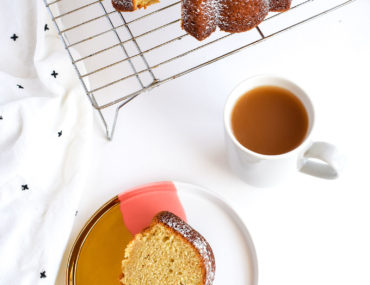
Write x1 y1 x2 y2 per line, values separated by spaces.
298 142 344 179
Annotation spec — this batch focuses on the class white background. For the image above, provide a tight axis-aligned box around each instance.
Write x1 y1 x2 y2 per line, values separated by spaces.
57 0 370 284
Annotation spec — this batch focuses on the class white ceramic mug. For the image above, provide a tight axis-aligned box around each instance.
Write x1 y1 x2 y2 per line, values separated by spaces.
224 75 343 187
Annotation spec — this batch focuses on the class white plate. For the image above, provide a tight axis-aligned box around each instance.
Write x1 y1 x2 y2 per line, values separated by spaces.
174 182 258 285
68 181 258 285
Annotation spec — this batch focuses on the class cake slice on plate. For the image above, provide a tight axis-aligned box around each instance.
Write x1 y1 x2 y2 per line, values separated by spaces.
120 211 215 285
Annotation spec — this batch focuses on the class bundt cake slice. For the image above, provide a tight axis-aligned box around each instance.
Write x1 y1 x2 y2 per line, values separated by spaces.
120 211 215 285
112 0 160 11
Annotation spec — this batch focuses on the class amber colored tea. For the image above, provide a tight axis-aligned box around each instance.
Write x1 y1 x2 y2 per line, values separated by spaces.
231 86 309 155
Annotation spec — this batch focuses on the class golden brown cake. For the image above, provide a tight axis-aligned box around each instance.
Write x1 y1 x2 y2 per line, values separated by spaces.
181 0 291 40
120 211 215 285
112 0 291 40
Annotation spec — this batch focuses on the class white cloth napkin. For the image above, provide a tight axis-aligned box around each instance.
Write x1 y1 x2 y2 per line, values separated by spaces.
0 0 93 284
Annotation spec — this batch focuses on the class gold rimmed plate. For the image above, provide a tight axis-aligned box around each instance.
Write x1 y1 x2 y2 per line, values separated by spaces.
67 181 258 285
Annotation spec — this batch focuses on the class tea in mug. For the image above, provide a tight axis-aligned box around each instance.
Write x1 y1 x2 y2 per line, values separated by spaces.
231 86 309 155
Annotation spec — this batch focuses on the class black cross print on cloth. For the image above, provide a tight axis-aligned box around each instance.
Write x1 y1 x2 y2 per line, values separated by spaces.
40 271 47 279
58 130 62 137
51 70 58 78
21 184 29 191
0 116 3 120
44 24 49 31
17 84 24 89
10 34 18 41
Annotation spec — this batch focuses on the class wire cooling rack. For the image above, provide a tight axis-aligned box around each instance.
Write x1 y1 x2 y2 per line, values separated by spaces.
44 0 355 140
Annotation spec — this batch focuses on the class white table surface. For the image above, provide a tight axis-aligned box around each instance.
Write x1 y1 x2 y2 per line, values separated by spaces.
56 0 370 284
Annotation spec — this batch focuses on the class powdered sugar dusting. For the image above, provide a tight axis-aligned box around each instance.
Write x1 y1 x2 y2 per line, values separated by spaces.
157 211 216 285
181 0 218 40
218 0 270 32
112 0 291 39
181 0 285 40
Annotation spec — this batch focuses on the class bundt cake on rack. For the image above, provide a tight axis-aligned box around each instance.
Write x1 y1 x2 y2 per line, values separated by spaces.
112 0 292 40
182 0 291 40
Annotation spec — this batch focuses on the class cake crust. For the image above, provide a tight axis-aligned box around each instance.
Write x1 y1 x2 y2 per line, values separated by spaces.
112 0 160 11
154 211 216 285
112 0 135 11
181 0 217 41
269 0 292 12
218 0 269 33
181 0 286 40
